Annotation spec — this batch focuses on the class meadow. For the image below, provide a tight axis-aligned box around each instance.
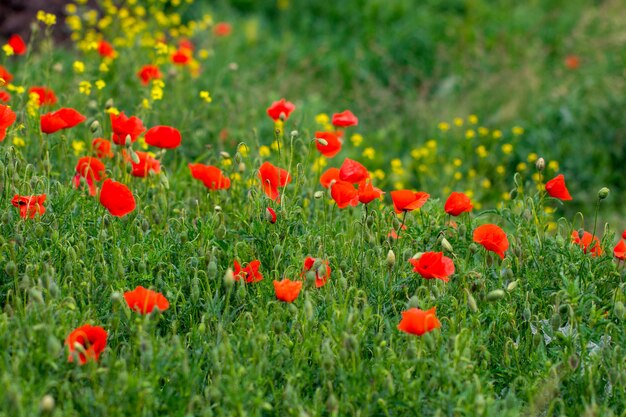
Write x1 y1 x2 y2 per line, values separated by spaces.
1 0 626 416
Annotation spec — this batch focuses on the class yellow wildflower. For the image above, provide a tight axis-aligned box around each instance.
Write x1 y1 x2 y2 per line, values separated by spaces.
438 122 450 132
501 143 513 155
259 145 270 157
512 126 524 136
350 133 363 147
73 61 85 73
13 136 25 147
468 114 478 125
453 117 463 127
199 90 212 103
72 140 86 156
362 147 375 160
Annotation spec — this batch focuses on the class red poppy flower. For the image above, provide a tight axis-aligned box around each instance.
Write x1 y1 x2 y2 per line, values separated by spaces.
11 194 46 219
565 55 580 70
128 151 160 177
145 125 181 149
339 158 369 183
178 38 194 51
408 252 455 282
188 163 230 190
28 86 57 106
614 240 626 261
214 22 232 37
623 230 626 240
545 174 572 201
332 110 358 127
0 65 13 84
258 161 291 201
0 103 17 142
110 112 146 145
73 156 106 196
320 167 340 188
571 230 603 257
233 260 263 283
124 286 169 314
40 108 86 134
266 207 277 223
99 179 136 217
444 191 473 216
171 48 192 65
65 324 107 365
303 257 331 288
397 307 441 336
330 180 359 208
0 91 10 103
273 279 302 303
7 34 26 55
137 65 162 85
92 138 114 158
473 224 509 259
315 131 342 158
97 40 116 58
390 190 430 214
357 179 384 204
266 99 295 121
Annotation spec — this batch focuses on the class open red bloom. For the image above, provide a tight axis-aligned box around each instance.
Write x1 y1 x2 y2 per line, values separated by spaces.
357 179 384 204
332 110 358 127
214 22 232 37
234 260 263 283
0 103 17 142
331 180 359 208
171 48 192 65
273 279 303 303
73 156 106 196
97 40 116 58
303 257 331 288
571 230 603 257
0 65 13 84
444 191 473 216
137 65 162 85
614 240 626 260
397 307 441 336
145 125 182 149
28 86 57 106
339 158 369 183
320 167 340 188
99 179 136 217
315 131 342 158
110 112 146 144
473 224 509 259
128 151 160 177
409 252 455 282
124 286 169 314
188 163 230 190
545 174 572 201
0 91 10 103
40 108 86 134
92 138 114 158
66 324 107 365
258 161 291 201
266 99 295 121
11 194 46 219
390 190 430 214
7 34 26 55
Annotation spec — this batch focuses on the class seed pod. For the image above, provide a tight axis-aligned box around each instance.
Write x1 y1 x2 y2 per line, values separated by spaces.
486 289 505 302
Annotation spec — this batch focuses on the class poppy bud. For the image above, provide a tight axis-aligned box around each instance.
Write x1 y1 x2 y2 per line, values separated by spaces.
568 354 579 370
29 288 43 304
465 289 478 313
223 268 235 287
215 224 226 238
550 312 561 331
238 162 246 172
314 191 324 200
40 394 55 413
265 207 277 223
408 295 419 308
5 260 17 277
273 244 282 258
614 301 625 320
105 98 114 109
220 151 231 159
386 250 396 268
305 271 316 286
304 298 314 319
598 187 610 200
90 120 100 133
125 134 132 146
506 280 518 291
316 138 329 146
523 306 531 321
343 333 358 352
536 157 545 172
441 237 453 253
326 394 339 414
207 261 217 279
475 394 486 415
214 205 222 212
411 252 423 260
486 289 505 302
577 229 585 240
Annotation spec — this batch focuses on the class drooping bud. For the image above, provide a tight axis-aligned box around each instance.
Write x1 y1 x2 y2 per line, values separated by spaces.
441 237 453 253
598 187 610 200
90 120 100 133
314 191 324 200
535 157 545 172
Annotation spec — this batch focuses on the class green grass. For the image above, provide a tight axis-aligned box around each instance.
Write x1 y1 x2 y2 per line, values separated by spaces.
1 1 626 416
